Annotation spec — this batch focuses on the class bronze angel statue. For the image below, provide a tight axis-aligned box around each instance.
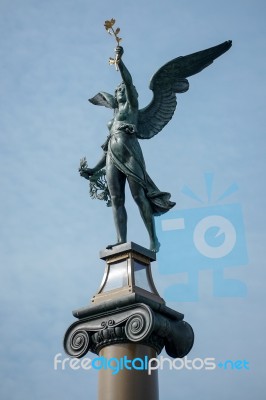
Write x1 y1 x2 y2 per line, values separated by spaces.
79 41 232 252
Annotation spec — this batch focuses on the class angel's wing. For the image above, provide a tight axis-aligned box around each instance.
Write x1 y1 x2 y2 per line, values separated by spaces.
89 92 117 109
137 40 232 139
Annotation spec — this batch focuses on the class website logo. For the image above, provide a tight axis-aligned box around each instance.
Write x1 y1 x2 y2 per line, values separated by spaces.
53 353 250 374
156 173 248 301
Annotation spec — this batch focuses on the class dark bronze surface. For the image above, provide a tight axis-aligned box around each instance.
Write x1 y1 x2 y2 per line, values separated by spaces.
79 42 232 252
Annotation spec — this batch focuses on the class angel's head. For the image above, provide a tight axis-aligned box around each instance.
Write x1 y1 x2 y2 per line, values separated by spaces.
115 82 126 104
115 82 138 104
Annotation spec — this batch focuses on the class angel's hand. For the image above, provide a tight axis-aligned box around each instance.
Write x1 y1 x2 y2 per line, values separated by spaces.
115 46 124 61
79 167 95 180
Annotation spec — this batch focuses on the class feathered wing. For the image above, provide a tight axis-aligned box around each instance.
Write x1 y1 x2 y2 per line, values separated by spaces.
137 40 232 139
89 92 117 109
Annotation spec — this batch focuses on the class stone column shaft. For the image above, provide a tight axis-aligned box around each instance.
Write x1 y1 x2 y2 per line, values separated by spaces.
98 343 158 400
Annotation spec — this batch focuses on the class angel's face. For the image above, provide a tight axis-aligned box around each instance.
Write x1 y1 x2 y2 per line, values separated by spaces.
115 83 126 104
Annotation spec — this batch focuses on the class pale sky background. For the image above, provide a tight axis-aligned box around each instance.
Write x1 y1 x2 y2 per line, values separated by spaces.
0 0 265 399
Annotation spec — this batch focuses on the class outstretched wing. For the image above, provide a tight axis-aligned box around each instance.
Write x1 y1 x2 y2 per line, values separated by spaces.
137 40 232 139
89 92 117 109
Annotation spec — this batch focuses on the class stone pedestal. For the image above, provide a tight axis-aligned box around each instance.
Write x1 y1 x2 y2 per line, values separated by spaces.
64 242 194 400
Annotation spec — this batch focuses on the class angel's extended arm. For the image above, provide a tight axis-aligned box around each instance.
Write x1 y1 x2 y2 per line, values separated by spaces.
91 153 106 172
79 153 106 180
116 47 138 109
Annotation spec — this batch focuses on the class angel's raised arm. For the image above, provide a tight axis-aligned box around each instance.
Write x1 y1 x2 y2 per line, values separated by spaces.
115 46 138 109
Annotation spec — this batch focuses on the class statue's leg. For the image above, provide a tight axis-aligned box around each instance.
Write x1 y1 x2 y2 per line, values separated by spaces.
127 177 160 252
106 157 127 246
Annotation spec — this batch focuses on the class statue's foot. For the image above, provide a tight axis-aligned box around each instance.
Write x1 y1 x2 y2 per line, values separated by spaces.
150 238 160 253
106 241 126 250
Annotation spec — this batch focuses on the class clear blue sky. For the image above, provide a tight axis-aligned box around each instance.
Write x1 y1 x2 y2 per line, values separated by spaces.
0 0 265 399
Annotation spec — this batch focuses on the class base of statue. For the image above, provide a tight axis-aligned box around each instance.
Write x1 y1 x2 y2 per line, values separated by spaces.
64 242 194 400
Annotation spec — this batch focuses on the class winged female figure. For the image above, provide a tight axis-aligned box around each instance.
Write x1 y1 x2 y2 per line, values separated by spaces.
79 41 232 252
